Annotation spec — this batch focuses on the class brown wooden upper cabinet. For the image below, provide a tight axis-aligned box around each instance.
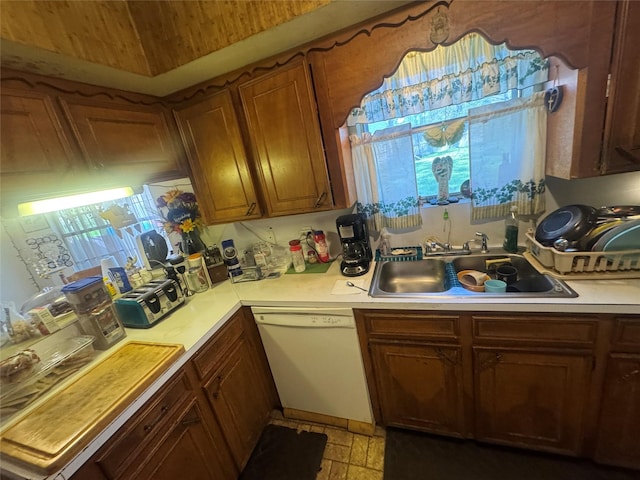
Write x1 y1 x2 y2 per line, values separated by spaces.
174 90 261 223
60 98 184 187
239 59 333 217
600 0 640 175
0 87 80 215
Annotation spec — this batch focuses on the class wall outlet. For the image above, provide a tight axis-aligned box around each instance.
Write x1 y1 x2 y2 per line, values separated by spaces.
266 227 276 244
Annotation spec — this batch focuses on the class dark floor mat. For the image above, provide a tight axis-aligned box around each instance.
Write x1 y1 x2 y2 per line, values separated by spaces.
384 428 640 480
240 424 328 480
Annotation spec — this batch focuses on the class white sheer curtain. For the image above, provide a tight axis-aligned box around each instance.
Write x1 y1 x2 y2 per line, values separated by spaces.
350 124 422 232
348 33 548 126
468 92 547 221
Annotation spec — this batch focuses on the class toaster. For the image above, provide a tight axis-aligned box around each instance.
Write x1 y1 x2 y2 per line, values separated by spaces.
114 279 185 328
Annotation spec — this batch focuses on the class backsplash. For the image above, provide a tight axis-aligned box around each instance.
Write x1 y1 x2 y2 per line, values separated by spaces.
2 170 639 307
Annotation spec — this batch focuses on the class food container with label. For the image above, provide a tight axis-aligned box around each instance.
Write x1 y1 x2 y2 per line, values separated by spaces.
61 276 111 314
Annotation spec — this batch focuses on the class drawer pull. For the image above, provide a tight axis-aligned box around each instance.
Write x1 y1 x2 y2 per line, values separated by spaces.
143 405 170 433
245 202 256 216
313 192 327 208
211 375 223 399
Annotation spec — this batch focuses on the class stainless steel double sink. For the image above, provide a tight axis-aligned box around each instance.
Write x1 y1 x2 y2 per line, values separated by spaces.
369 253 577 298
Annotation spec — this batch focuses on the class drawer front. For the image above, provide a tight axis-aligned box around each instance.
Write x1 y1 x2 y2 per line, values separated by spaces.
612 315 640 351
361 310 460 340
473 314 598 346
96 369 192 479
192 312 244 381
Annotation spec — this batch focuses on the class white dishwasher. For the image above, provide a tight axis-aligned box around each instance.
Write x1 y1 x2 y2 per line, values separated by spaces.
252 306 373 425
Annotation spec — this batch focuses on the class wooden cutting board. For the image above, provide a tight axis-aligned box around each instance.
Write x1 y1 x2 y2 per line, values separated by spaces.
0 341 184 474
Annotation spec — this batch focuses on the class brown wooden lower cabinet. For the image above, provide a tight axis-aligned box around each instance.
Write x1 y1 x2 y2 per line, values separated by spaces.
473 347 592 456
70 364 237 480
370 341 465 437
71 307 277 480
356 309 640 470
192 307 279 471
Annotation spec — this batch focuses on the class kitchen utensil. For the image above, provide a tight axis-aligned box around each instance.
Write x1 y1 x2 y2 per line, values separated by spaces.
553 238 570 252
457 270 490 292
484 279 507 293
346 281 367 292
496 265 518 285
460 270 488 286
579 219 625 251
591 218 640 252
596 205 640 218
535 204 598 246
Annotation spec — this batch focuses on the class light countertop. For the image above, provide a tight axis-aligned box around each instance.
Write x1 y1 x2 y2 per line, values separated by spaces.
2 260 639 479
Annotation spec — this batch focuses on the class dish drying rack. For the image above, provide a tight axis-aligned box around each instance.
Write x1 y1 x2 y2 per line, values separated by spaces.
524 232 640 279
375 246 423 262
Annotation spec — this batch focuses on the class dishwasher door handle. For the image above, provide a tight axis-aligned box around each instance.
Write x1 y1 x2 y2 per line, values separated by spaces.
254 314 355 329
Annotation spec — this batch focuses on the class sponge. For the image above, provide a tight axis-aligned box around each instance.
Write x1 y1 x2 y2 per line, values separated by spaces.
485 258 512 271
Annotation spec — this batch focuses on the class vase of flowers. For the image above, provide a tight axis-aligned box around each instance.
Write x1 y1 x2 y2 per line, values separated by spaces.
156 189 205 255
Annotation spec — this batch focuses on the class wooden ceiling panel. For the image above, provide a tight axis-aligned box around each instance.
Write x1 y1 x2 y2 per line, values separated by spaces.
0 0 331 77
128 0 331 75
0 1 151 75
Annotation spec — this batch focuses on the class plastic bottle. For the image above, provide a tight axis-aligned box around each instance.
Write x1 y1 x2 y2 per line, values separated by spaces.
503 206 519 253
289 240 306 273
314 230 330 262
221 239 243 278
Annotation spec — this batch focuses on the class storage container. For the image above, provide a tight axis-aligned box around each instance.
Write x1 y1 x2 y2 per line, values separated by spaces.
61 276 111 314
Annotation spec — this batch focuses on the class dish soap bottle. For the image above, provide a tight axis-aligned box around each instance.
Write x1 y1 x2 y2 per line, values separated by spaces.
503 206 519 253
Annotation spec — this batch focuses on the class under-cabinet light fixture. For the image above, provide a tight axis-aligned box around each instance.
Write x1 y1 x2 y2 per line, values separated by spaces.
18 187 135 216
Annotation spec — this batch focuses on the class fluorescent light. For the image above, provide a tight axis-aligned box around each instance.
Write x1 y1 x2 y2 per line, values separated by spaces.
18 187 135 216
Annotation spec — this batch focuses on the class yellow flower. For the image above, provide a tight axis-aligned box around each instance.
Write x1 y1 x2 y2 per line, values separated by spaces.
180 218 195 233
162 189 182 207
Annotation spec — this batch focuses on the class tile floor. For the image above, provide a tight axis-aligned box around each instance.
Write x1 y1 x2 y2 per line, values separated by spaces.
269 411 386 480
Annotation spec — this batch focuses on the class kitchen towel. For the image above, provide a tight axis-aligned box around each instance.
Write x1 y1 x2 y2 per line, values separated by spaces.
331 279 367 295
239 424 327 480
383 427 638 480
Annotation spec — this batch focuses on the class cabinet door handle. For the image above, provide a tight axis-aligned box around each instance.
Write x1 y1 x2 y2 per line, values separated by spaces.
614 146 640 165
313 192 327 208
211 375 223 398
143 405 170 433
435 347 458 366
479 353 502 371
245 202 257 216
620 368 640 383
181 416 202 427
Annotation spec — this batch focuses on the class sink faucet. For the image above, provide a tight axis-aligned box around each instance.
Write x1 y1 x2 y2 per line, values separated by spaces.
475 232 490 253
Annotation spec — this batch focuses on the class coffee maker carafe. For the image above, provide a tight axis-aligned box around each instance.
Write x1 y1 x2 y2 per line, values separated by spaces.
336 213 372 277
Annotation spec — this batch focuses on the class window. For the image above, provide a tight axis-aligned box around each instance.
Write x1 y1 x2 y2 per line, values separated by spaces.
348 33 549 229
48 186 163 271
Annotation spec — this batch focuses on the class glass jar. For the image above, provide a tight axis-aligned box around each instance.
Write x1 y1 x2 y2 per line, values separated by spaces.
288 240 306 273
313 230 330 262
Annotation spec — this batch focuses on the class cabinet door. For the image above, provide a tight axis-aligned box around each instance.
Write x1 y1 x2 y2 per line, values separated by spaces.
601 0 640 174
474 348 592 455
370 342 465 437
239 59 333 216
128 399 237 480
595 353 640 470
60 98 184 186
0 88 78 204
174 90 261 223
203 334 273 469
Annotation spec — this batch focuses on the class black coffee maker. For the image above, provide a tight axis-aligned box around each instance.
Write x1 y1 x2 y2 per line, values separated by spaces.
336 213 373 277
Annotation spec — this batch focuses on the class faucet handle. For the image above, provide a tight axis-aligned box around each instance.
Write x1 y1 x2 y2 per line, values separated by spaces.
475 232 490 253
